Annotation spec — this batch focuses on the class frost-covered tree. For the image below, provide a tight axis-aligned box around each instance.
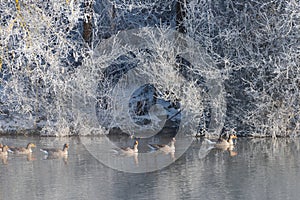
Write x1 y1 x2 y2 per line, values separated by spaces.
0 0 88 135
183 0 300 136
0 0 299 137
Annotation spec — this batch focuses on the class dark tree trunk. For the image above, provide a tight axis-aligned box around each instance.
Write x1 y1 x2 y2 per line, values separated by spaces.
83 0 93 45
176 0 186 33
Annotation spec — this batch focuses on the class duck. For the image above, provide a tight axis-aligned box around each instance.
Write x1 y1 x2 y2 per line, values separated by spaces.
9 143 36 154
148 137 176 153
0 145 9 156
40 143 69 157
199 134 238 158
119 140 139 154
215 134 237 147
205 134 237 149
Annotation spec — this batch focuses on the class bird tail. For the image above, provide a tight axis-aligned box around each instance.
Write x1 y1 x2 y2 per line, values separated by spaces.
204 138 216 145
7 149 13 153
110 148 120 155
148 144 159 151
40 149 48 155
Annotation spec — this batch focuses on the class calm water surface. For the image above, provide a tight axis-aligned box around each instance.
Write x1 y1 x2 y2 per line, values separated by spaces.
0 136 299 200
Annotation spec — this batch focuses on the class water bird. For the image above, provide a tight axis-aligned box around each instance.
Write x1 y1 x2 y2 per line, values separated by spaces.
9 143 36 154
120 140 139 154
40 143 69 157
0 145 9 164
112 140 139 155
0 145 9 156
199 134 238 159
205 134 237 149
148 137 176 153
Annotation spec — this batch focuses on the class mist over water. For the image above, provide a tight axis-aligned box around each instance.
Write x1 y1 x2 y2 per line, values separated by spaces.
0 0 299 137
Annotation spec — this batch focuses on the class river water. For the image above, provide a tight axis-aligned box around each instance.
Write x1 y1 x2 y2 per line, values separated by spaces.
0 136 299 200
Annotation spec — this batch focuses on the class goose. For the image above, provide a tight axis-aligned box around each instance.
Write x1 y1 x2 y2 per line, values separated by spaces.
119 140 139 154
148 137 176 153
40 143 69 157
205 134 237 149
0 145 9 156
9 143 36 154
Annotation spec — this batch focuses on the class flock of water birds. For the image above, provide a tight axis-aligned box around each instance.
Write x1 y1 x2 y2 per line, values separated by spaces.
113 133 238 156
0 142 69 163
0 133 238 164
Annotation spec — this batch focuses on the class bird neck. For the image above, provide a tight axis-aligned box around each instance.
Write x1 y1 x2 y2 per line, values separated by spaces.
133 144 138 152
227 137 234 145
170 141 175 148
1 147 8 154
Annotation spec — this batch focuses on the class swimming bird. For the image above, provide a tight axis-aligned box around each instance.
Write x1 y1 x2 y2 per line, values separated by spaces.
9 143 36 154
215 134 237 148
120 140 139 154
0 145 9 156
148 137 176 153
40 143 69 157
205 134 237 149
199 134 238 159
